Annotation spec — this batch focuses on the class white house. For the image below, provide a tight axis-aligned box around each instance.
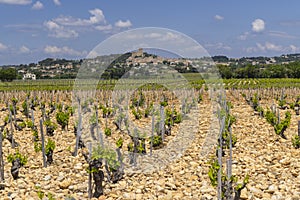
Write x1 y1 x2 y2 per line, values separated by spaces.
23 73 36 80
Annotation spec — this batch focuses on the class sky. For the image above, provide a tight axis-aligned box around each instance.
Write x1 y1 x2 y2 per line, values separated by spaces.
1 0 300 65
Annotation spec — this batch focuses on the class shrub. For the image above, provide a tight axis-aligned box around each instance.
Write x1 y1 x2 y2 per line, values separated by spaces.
45 139 56 155
104 127 111 137
116 137 123 148
292 135 300 148
34 142 42 152
265 109 277 126
44 119 57 136
26 120 34 129
150 135 162 147
92 145 120 171
7 150 27 166
132 109 142 120
56 111 69 129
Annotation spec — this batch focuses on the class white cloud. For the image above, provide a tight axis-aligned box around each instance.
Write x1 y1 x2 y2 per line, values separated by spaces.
95 24 112 31
252 19 265 33
19 45 30 53
44 20 78 38
245 42 299 53
44 45 86 56
0 0 31 5
54 8 106 26
268 31 297 39
115 20 132 28
238 32 250 40
0 42 8 51
205 43 232 51
32 1 43 10
214 15 224 21
53 0 60 6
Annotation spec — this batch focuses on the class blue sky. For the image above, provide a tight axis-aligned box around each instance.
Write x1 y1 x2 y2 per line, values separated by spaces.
1 0 300 65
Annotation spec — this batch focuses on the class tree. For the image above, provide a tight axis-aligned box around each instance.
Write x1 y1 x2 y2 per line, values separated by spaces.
0 68 17 82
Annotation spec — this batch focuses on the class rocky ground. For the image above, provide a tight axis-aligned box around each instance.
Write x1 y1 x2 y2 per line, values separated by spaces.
0 91 300 200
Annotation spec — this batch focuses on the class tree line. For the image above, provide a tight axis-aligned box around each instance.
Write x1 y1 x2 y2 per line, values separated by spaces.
217 62 300 79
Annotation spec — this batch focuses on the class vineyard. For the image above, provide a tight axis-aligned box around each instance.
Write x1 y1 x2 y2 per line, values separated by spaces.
0 78 299 200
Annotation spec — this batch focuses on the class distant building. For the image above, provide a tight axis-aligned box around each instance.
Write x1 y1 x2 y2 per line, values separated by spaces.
23 73 36 80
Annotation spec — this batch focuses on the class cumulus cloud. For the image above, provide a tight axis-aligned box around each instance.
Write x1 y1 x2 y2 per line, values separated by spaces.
53 0 60 6
44 20 78 38
44 45 86 56
19 45 30 53
32 1 43 10
54 8 106 26
0 0 31 5
0 42 8 51
252 19 265 33
214 15 224 21
115 20 132 28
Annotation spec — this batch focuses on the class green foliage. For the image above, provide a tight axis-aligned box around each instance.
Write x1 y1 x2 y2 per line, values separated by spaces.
127 142 134 152
222 130 237 148
265 109 277 126
198 93 203 103
0 68 17 82
160 96 168 107
44 119 57 131
116 137 123 148
34 142 42 152
290 103 295 110
150 135 162 147
32 128 38 140
274 111 291 136
92 145 120 171
37 189 44 200
256 106 264 115
104 127 112 136
18 121 26 129
4 114 10 124
250 93 259 110
89 113 97 125
278 99 286 108
45 139 56 155
137 141 146 153
132 108 142 120
56 111 69 129
47 192 55 200
7 150 27 166
57 103 63 112
165 108 182 126
86 166 99 174
101 105 113 118
66 105 75 116
292 135 300 149
144 103 153 118
235 174 250 191
131 91 145 107
26 120 34 129
208 158 220 187
21 100 29 116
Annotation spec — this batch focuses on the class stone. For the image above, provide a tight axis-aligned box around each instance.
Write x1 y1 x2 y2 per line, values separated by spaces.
267 185 277 194
43 175 51 181
98 196 106 200
57 175 65 182
59 180 71 189
74 163 83 170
